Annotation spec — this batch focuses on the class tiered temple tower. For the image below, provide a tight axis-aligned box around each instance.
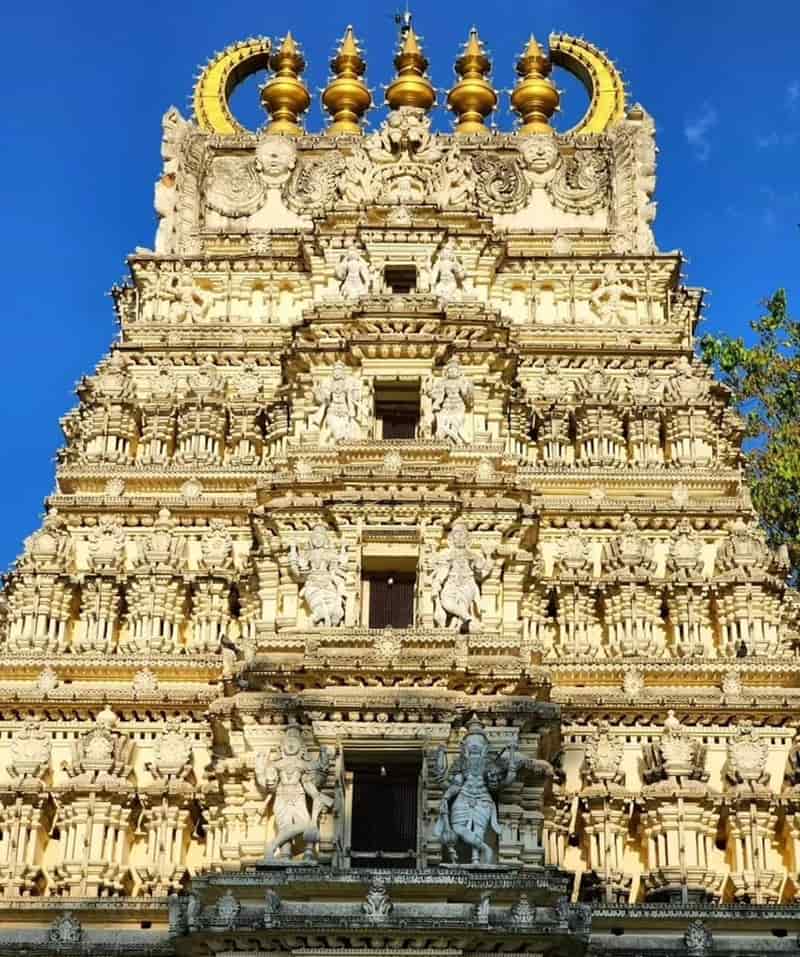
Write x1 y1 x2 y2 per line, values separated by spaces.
1 19 799 957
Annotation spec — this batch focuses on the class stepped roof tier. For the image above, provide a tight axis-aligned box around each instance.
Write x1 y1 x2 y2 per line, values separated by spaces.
0 18 798 957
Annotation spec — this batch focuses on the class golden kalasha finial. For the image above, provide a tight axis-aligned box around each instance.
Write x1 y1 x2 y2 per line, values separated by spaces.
447 28 497 134
260 32 311 135
385 24 436 112
511 35 560 134
322 26 372 135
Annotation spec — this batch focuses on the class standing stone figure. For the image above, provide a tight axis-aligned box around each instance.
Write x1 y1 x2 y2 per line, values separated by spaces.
430 241 466 300
432 523 493 632
290 525 347 628
428 359 473 444
335 243 373 298
430 719 527 866
255 723 334 862
313 361 366 442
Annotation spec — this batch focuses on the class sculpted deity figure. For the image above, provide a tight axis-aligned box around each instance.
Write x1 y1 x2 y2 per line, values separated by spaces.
430 719 529 866
313 361 367 441
255 723 334 862
165 272 213 324
430 241 466 301
428 359 473 444
519 135 561 185
589 264 630 325
335 242 374 299
432 523 493 632
254 136 297 188
290 525 347 628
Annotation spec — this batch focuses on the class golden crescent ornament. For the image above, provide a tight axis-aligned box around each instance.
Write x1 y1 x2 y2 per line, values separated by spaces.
548 33 626 135
193 37 273 135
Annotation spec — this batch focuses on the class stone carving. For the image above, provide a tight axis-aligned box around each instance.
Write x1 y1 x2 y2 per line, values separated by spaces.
164 271 214 324
67 707 133 785
507 893 535 927
334 242 375 299
684 919 712 956
583 720 624 785
290 526 347 628
362 878 393 921
604 513 658 577
667 519 705 581
148 719 193 780
216 891 240 929
725 721 770 789
642 710 707 784
198 519 235 573
47 913 82 950
430 719 529 865
132 668 159 697
622 668 645 701
255 723 334 862
86 515 126 574
471 153 529 213
154 108 190 255
204 136 297 220
36 666 60 695
519 136 610 214
430 241 466 300
313 361 368 441
263 889 282 926
427 359 473 444
9 719 51 782
589 264 632 324
431 523 493 632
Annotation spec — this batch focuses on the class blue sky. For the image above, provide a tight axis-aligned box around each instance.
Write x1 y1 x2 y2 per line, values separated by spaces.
1 0 798 570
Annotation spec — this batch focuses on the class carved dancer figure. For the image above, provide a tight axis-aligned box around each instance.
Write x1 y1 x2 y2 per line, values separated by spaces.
429 358 473 444
255 723 333 861
589 264 628 324
432 523 493 632
290 525 347 627
335 243 373 299
430 719 528 865
313 361 366 441
430 241 466 300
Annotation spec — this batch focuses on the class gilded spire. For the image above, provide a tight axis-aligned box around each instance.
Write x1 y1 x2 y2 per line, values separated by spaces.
260 32 311 135
322 26 372 135
510 35 560 134
385 24 436 113
447 28 497 134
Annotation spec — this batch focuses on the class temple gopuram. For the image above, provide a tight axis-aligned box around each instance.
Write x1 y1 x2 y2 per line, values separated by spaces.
1 17 799 957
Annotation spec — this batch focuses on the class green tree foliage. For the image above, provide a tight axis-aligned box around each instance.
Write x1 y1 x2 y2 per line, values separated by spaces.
700 289 800 581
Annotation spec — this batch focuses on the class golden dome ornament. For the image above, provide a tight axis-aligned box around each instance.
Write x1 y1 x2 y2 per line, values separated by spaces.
385 24 436 113
511 35 560 134
260 32 311 135
447 28 497 134
322 26 372 135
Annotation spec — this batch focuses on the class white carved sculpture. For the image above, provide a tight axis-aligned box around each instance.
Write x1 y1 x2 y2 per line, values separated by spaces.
428 359 473 444
290 526 347 628
312 362 367 442
432 523 493 632
430 241 466 300
589 264 630 324
430 719 530 866
67 708 134 786
9 719 52 783
255 723 333 862
725 721 770 790
583 720 624 785
335 243 374 299
154 108 189 254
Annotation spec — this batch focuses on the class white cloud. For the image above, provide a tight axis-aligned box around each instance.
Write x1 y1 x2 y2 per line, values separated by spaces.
684 103 718 161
